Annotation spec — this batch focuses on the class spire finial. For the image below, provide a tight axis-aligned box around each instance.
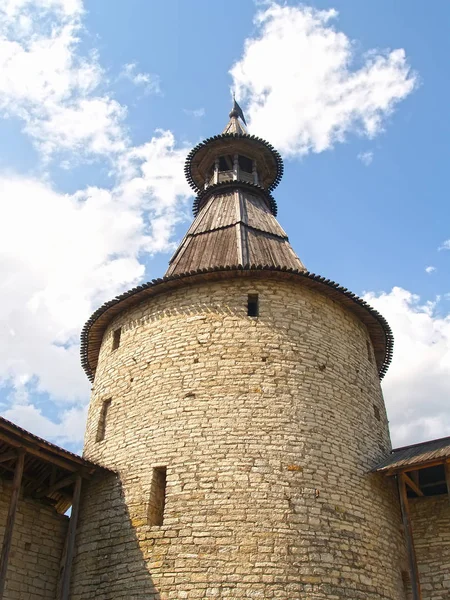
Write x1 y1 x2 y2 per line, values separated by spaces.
229 95 247 126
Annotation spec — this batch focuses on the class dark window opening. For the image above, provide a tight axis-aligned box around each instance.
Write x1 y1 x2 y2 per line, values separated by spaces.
401 570 412 600
247 294 259 317
408 464 448 497
112 327 121 351
366 340 373 363
96 398 111 442
148 467 167 526
238 154 253 173
373 404 381 421
218 155 233 171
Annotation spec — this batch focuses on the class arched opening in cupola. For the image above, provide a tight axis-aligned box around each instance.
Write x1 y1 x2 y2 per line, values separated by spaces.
205 154 259 188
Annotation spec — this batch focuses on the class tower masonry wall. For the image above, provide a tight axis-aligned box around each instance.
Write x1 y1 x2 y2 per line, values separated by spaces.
410 496 450 599
73 276 408 599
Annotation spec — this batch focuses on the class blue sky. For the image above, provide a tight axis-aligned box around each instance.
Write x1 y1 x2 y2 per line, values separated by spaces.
0 0 449 452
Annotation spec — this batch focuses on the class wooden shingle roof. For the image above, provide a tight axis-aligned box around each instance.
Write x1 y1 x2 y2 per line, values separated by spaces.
166 183 305 276
374 436 450 474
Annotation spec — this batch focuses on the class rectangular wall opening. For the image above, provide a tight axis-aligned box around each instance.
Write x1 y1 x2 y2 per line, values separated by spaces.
112 327 121 351
96 398 111 442
148 466 167 526
366 339 373 363
401 570 412 600
247 294 259 317
373 404 381 421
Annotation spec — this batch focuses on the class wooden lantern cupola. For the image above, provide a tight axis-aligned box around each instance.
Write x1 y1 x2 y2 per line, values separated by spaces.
184 98 284 216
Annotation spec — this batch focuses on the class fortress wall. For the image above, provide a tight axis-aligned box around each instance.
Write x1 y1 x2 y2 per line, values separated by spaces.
410 495 450 600
74 277 407 599
0 478 68 600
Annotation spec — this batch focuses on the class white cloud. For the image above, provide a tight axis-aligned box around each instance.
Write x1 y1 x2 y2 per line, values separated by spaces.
365 287 450 447
184 107 205 118
438 240 450 251
230 3 417 157
0 0 431 458
0 0 127 160
0 0 193 445
120 63 161 95
0 130 191 402
357 151 374 166
3 400 88 447
425 266 436 274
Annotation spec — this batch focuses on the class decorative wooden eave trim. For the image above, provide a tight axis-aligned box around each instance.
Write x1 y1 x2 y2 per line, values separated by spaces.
185 132 284 194
80 265 393 383
193 180 278 217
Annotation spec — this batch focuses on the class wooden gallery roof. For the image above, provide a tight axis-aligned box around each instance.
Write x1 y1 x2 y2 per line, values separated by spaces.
0 416 111 513
80 108 394 384
374 435 450 475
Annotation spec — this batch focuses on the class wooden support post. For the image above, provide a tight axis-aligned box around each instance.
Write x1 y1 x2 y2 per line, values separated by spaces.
398 474 422 600
0 450 25 599
445 462 450 504
60 475 82 600
252 160 259 185
233 153 239 181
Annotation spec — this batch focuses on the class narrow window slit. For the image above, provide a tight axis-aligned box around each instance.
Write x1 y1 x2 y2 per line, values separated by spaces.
112 327 122 351
373 404 381 422
366 339 373 364
96 398 111 442
148 467 167 526
247 294 259 317
401 570 412 599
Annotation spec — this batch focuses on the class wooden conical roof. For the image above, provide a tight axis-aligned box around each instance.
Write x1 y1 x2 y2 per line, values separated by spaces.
166 183 305 276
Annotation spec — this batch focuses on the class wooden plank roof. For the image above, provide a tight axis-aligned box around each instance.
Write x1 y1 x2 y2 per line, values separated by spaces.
0 416 112 513
166 186 305 276
374 435 450 474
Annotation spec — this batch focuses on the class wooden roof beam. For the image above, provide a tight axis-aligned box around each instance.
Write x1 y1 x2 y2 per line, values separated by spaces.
403 473 424 497
0 451 18 464
0 431 94 477
34 474 77 500
385 457 450 476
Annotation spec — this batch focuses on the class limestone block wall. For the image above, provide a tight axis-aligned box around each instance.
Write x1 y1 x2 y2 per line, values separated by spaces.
410 495 450 599
74 276 408 599
0 478 68 599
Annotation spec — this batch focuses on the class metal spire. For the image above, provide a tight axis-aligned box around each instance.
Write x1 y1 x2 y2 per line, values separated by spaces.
229 94 247 125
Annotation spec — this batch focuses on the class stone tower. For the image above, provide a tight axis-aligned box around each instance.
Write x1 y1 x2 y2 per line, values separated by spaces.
73 103 408 599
